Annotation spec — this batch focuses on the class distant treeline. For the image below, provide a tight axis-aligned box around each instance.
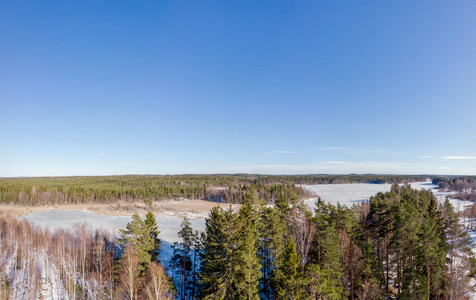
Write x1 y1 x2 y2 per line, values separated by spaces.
432 176 476 192
280 174 427 184
0 174 426 206
432 176 476 201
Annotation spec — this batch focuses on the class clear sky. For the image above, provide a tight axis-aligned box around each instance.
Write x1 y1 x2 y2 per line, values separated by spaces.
1 1 476 177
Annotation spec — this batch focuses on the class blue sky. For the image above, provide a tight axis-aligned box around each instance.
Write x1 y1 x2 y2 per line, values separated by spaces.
1 1 476 176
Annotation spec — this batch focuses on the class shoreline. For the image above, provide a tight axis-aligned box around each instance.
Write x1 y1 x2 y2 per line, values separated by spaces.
0 199 241 218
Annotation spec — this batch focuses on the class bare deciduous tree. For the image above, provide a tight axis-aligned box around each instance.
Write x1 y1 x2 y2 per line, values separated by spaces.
120 244 140 300
144 262 173 300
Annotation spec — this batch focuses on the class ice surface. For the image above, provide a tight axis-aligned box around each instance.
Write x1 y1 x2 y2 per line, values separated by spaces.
302 181 471 212
20 210 205 245
16 182 476 298
21 210 207 272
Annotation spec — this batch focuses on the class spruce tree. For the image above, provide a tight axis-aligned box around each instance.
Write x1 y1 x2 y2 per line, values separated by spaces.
119 213 155 272
275 239 304 300
144 211 161 262
234 201 261 300
199 206 238 299
258 206 286 299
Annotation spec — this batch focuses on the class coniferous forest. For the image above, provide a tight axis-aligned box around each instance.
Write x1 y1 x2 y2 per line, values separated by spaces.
0 174 426 206
1 184 475 299
2 0 475 299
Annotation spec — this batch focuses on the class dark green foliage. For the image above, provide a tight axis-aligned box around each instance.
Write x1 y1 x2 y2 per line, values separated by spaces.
119 213 156 272
0 174 425 206
89 181 473 300
309 201 344 299
432 176 476 192
258 206 286 299
199 206 238 299
234 202 261 300
274 239 304 300
197 183 475 300
172 217 199 299
365 184 454 299
144 211 161 262
469 257 476 278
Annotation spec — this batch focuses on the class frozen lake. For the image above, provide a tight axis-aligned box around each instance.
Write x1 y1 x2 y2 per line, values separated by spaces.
20 210 206 266
302 181 472 212
20 210 205 244
19 181 473 260
21 181 470 239
19 181 473 266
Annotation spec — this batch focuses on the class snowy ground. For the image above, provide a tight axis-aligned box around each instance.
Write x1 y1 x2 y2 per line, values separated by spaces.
20 210 206 268
20 181 470 253
16 181 476 299
21 181 467 249
20 210 205 244
302 180 472 212
302 181 476 299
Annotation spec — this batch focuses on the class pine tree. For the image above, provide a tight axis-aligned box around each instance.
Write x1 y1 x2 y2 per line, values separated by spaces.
443 198 474 299
176 216 197 299
310 199 344 299
417 191 447 299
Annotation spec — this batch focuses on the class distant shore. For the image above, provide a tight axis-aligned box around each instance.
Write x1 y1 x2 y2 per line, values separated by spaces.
0 199 241 218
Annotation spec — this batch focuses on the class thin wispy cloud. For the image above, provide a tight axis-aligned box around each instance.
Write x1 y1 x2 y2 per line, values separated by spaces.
265 150 298 154
419 155 476 160
311 146 403 156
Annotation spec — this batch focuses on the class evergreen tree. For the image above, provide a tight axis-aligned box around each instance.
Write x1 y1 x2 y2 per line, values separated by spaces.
305 263 343 300
258 206 286 299
310 199 344 299
275 239 304 300
234 201 261 300
119 213 155 272
175 216 198 299
443 198 475 299
199 206 238 299
144 211 161 262
417 191 447 299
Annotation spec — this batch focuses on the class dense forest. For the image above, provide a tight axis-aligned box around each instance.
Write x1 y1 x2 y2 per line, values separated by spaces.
432 176 476 201
194 185 475 299
432 177 476 192
1 184 474 299
0 174 426 206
